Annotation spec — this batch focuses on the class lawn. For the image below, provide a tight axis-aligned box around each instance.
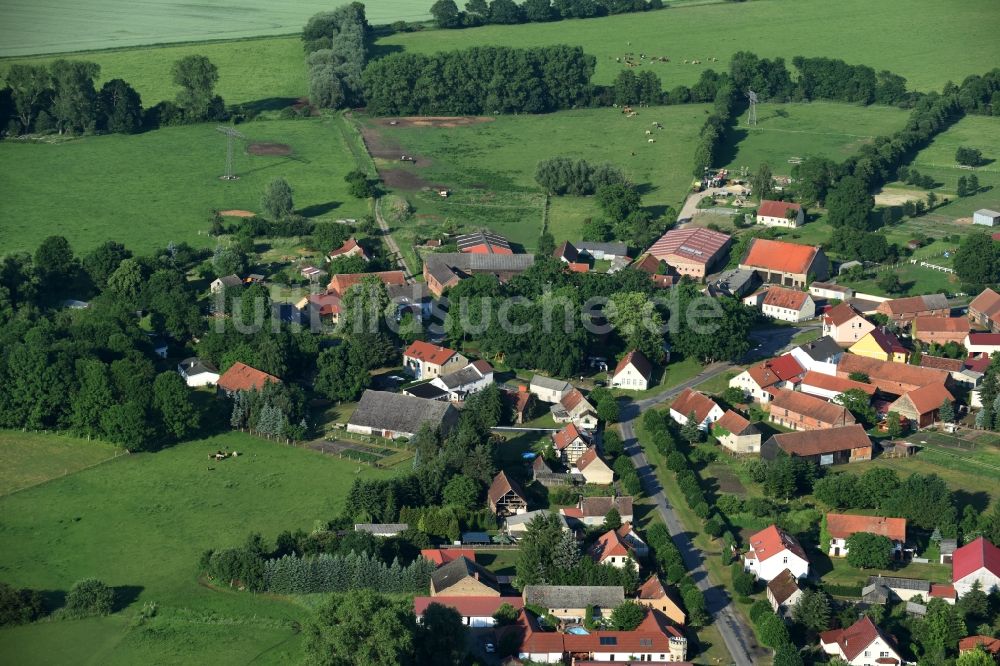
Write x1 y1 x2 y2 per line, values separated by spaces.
0 116 370 255
836 263 961 298
719 102 911 175
1 0 430 58
0 431 401 664
376 0 1000 92
0 432 120 496
358 104 710 248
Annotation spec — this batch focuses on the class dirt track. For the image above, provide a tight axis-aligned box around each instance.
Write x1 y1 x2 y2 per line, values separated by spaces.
247 142 292 156
376 116 494 128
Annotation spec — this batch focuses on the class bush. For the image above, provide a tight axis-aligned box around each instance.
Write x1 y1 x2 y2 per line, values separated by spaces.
0 583 44 626
65 579 115 617
749 599 773 624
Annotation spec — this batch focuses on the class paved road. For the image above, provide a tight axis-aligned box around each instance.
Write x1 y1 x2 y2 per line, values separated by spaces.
615 323 817 665
374 196 415 282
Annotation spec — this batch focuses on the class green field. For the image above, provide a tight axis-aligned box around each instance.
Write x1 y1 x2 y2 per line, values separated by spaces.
0 432 120 496
377 0 1000 92
360 105 709 248
0 116 369 255
720 102 911 174
1 0 430 58
0 431 400 664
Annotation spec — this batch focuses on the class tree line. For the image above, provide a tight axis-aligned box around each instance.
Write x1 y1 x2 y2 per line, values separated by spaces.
429 0 663 30
1 54 227 137
303 3 371 109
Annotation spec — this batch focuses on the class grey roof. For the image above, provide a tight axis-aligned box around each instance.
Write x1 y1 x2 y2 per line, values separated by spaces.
461 531 492 544
939 539 958 555
424 252 535 275
178 357 219 376
576 242 628 256
437 364 489 389
579 496 633 518
867 575 930 592
906 601 927 616
862 583 890 603
919 293 950 310
506 510 569 530
431 556 498 594
531 375 571 392
708 268 760 297
795 335 842 362
354 523 408 534
387 283 430 303
456 230 511 252
215 274 243 288
404 382 449 400
975 209 1000 218
523 585 625 609
348 390 458 435
847 297 882 314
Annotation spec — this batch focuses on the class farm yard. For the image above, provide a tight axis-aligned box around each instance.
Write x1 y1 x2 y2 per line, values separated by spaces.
0 431 404 664
0 117 370 254
1 0 431 57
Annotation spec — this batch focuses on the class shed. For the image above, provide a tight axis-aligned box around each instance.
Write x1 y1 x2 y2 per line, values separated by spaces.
973 209 1000 227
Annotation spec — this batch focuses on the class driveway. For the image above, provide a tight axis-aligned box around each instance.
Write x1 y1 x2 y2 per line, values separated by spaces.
675 187 728 227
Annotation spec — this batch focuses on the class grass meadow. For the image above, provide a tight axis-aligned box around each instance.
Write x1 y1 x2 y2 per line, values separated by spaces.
1 0 430 58
0 432 120 496
377 0 1000 92
0 116 369 255
0 431 401 664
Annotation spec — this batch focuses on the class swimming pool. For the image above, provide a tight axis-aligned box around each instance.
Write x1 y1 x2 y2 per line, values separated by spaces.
566 627 590 635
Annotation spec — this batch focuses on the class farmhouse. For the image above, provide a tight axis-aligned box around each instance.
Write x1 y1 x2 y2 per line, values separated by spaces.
826 513 907 558
849 327 908 363
789 336 843 375
210 274 243 293
820 616 903 666
973 209 1000 226
588 528 638 570
729 354 805 403
327 270 407 296
521 586 625 623
429 360 493 401
456 230 512 254
887 382 954 428
551 423 590 465
563 496 634 527
756 199 803 227
413 595 523 627
488 470 528 516
636 575 686 625
646 227 731 280
669 388 724 430
630 253 675 289
876 293 950 325
965 332 1000 357
430 556 500 597
403 340 468 379
326 238 369 262
758 285 815 322
177 357 220 387
911 316 970 345
767 569 803 618
347 390 460 439
952 537 1000 597
762 424 872 465
739 238 829 288
530 374 572 403
823 302 875 346
575 447 614 485
837 354 950 397
423 253 535 296
743 524 810 581
800 370 876 401
609 349 652 390
711 410 761 455
505 510 571 537
968 288 1000 332
552 388 598 429
767 388 855 431
216 362 280 395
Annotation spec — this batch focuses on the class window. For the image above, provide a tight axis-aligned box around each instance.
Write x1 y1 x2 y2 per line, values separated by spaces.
880 652 890 658
600 637 618 646
640 639 652 647
864 651 870 657
782 556 788 564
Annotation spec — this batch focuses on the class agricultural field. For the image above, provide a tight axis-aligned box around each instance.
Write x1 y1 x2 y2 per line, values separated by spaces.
0 431 402 664
0 432 120 496
357 105 710 250
377 0 1000 92
1 0 430 58
719 102 911 176
0 116 370 255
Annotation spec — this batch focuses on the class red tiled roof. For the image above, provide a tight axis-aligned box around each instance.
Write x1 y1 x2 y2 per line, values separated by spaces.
746 524 808 563
648 227 731 265
589 529 631 563
820 616 885 662
837 354 948 395
576 447 608 472
929 583 956 600
567 262 590 273
487 470 526 506
826 513 906 541
552 423 585 451
457 230 512 255
953 537 1000 582
470 359 493 374
801 371 876 396
328 270 406 295
217 362 281 392
579 496 632 518
879 294 949 317
328 238 368 259
714 409 753 436
560 388 589 412
767 568 801 606
614 349 653 380
741 238 820 275
763 286 810 310
967 332 1000 346
959 635 1000 654
638 575 669 600
508 608 682 657
671 388 720 424
414 595 522 617
308 291 342 316
919 355 964 372
824 302 865 327
421 549 477 566
896 382 953 415
404 340 459 366
966 357 992 372
770 389 855 426
769 424 871 457
914 316 970 334
758 199 802 218
970 288 1000 322
745 355 805 390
